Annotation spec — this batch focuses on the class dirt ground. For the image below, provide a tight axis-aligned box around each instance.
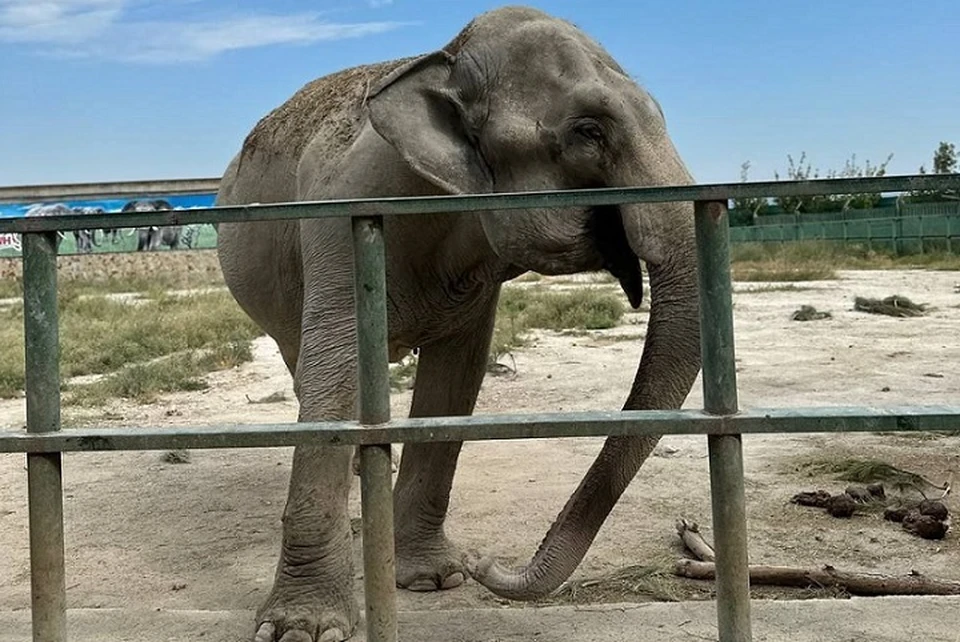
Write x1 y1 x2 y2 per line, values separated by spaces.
1 269 958 620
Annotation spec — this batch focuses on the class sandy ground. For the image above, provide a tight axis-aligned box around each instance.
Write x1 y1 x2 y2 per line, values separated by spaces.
1 269 958 623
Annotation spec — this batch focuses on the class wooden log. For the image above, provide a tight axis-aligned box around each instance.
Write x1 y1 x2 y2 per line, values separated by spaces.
675 518 716 562
675 559 960 596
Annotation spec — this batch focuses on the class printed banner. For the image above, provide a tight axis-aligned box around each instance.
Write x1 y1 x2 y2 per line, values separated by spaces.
0 193 218 257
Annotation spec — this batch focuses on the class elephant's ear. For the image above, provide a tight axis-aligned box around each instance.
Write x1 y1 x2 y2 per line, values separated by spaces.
366 52 492 195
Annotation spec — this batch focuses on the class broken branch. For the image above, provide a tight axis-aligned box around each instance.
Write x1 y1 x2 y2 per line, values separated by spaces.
675 519 715 562
675 559 960 596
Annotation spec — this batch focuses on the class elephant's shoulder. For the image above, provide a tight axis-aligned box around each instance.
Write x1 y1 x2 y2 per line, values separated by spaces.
240 57 419 163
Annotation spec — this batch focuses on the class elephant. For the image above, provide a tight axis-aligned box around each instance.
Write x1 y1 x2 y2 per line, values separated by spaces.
24 203 70 251
71 206 106 253
121 199 182 251
215 6 702 641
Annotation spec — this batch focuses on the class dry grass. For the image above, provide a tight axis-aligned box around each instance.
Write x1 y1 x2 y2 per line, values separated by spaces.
491 285 626 359
795 457 951 497
0 250 225 299
536 559 849 606
389 354 419 392
66 341 254 405
395 285 630 386
732 264 837 282
731 241 960 280
0 287 262 400
737 283 816 294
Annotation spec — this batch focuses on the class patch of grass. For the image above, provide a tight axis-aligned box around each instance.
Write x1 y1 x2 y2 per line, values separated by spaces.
499 286 625 331
880 430 960 440
490 286 625 361
797 457 896 482
736 283 816 293
67 341 252 405
0 250 226 300
732 264 837 282
58 290 261 379
795 456 950 496
548 564 690 604
60 292 261 377
0 304 25 398
389 355 418 392
0 288 262 400
732 241 960 273
591 332 645 345
390 287 630 386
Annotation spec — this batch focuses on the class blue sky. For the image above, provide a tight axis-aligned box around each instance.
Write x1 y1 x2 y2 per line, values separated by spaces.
1 0 957 187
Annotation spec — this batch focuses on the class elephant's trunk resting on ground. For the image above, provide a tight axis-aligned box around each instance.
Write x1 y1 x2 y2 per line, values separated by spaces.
469 205 702 599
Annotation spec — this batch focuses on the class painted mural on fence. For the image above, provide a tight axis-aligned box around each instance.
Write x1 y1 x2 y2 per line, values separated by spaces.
0 193 218 257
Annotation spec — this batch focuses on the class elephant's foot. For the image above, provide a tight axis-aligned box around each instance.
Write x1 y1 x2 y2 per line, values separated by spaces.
395 532 466 591
254 578 359 642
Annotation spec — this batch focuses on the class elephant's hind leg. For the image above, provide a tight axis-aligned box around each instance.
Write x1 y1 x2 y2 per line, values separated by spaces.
393 296 498 591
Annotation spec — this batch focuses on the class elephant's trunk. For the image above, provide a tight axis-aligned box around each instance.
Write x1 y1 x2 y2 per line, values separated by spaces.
468 205 701 600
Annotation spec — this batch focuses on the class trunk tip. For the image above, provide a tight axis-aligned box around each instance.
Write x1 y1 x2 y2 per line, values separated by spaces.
462 550 496 581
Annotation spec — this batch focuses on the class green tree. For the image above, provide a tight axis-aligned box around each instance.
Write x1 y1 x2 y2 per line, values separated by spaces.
774 152 892 213
933 141 957 174
730 161 768 225
910 141 957 202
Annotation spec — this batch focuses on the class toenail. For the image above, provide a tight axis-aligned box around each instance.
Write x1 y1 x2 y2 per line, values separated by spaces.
441 572 465 589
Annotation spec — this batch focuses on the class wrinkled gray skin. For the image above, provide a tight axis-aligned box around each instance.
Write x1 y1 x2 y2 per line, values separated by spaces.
217 6 702 641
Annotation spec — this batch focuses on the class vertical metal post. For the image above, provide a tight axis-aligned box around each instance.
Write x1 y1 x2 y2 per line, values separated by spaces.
695 201 752 642
22 232 67 642
352 216 398 642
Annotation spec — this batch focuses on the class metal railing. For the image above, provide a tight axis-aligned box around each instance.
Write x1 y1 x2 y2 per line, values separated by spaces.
1 173 959 642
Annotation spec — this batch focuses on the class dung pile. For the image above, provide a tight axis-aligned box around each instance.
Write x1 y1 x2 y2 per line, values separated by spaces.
791 305 832 321
854 295 928 317
884 499 951 540
791 483 885 518
791 482 951 540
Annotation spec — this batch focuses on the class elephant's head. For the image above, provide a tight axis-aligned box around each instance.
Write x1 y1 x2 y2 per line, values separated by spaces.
367 6 702 600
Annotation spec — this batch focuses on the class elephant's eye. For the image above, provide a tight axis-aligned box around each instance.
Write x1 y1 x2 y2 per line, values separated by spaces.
572 119 605 144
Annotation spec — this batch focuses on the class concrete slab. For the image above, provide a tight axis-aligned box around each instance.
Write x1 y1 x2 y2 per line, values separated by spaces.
3 597 960 642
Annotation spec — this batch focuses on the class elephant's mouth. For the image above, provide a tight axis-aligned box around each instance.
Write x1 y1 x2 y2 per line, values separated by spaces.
586 205 644 309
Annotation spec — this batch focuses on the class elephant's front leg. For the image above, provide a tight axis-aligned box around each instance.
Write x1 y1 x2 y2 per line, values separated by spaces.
256 444 357 642
255 231 361 642
393 298 497 591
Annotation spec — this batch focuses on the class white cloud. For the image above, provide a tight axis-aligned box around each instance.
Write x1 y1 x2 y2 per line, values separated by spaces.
368 0 394 6
0 1 409 63
0 0 123 43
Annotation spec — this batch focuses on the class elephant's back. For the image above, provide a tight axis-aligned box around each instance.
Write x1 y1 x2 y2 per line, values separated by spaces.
238 57 417 182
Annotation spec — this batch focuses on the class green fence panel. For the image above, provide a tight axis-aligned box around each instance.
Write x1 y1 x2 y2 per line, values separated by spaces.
921 215 949 236
902 202 960 217
900 217 923 238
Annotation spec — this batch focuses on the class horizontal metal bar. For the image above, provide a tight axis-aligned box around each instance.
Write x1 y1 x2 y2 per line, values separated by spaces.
0 178 221 205
1 175 958 234
1 405 958 453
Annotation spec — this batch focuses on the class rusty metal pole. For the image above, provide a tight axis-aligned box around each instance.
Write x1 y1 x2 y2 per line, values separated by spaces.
695 200 752 642
22 232 67 642
352 215 397 642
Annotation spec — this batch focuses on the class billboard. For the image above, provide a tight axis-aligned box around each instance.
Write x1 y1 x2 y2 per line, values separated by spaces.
0 193 218 257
